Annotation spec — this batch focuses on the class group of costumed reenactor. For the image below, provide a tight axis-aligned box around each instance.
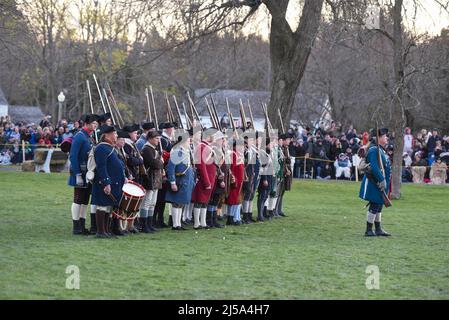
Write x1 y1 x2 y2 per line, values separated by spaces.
67 109 294 238
68 102 393 238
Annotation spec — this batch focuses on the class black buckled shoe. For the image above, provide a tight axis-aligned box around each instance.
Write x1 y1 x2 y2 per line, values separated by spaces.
375 222 391 236
365 230 376 237
365 222 376 237
72 220 83 235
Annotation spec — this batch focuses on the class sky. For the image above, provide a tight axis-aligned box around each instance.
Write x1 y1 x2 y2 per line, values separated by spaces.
242 0 449 39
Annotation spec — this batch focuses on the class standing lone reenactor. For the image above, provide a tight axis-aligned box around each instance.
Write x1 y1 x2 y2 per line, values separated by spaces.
359 128 392 237
68 114 99 235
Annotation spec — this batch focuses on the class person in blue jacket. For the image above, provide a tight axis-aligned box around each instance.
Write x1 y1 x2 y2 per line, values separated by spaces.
68 114 99 235
91 125 127 238
359 128 392 237
165 129 195 231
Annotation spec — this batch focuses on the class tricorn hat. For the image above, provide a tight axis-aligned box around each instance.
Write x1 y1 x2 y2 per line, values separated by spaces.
99 124 116 135
123 123 140 133
142 122 155 130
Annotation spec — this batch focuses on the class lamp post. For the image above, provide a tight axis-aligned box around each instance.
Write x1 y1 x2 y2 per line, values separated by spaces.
57 91 65 122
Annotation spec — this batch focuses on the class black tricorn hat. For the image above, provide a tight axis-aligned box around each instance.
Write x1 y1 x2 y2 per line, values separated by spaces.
117 130 129 139
98 112 112 124
373 128 389 137
80 114 100 124
160 122 175 129
99 124 116 135
142 122 155 130
123 123 140 133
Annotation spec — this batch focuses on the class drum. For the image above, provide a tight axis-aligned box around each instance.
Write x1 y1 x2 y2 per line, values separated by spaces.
119 181 146 213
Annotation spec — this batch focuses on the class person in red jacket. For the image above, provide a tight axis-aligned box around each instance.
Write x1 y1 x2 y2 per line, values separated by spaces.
226 138 245 225
191 128 218 229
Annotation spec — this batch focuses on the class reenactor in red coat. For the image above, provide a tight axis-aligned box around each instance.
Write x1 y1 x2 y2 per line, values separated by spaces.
191 129 218 229
226 139 245 225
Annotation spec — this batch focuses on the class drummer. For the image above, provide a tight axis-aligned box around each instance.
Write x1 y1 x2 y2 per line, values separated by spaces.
122 123 145 234
91 125 127 238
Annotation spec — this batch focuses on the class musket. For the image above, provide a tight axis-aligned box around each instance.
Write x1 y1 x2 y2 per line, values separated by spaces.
92 74 107 114
239 99 247 130
261 103 273 131
278 109 285 133
165 92 175 123
105 81 124 127
149 86 158 131
226 98 239 139
182 102 192 130
86 80 98 143
247 99 255 130
86 80 94 114
187 91 201 123
205 97 218 129
209 95 222 131
172 95 184 129
145 87 153 122
103 88 118 128
376 121 392 207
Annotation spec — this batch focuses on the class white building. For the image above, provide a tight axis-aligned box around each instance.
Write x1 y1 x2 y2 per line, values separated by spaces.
0 86 8 117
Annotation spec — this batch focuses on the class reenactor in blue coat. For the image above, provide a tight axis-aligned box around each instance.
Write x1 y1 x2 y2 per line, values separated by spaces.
359 128 392 237
68 114 99 235
89 112 112 234
165 130 195 230
91 125 127 238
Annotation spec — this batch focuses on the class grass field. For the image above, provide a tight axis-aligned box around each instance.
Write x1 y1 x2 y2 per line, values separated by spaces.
1 171 448 299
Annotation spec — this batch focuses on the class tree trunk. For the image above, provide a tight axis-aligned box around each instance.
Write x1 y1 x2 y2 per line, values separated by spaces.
266 0 324 131
390 0 405 200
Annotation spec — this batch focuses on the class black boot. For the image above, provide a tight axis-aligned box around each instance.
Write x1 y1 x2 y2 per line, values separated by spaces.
95 211 109 238
79 218 90 235
248 212 256 223
266 210 273 220
365 222 376 237
206 210 213 227
148 216 158 232
140 217 153 233
112 218 127 236
226 215 233 226
72 220 82 235
104 214 113 237
241 212 248 224
89 213 97 234
375 222 391 236
213 211 223 228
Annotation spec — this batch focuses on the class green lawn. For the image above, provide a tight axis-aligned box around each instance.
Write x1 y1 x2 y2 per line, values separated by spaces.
1 171 448 299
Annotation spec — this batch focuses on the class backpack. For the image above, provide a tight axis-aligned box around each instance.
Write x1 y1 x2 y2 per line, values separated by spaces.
358 146 376 181
60 137 72 153
86 142 115 183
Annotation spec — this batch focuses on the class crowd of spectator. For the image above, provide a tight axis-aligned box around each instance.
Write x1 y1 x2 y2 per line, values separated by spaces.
287 121 449 184
0 115 81 165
